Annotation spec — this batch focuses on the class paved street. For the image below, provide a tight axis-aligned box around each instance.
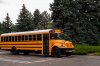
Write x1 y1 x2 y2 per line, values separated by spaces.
0 51 100 66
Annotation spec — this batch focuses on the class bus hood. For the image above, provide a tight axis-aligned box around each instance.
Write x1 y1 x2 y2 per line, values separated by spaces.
65 41 74 48
52 40 74 49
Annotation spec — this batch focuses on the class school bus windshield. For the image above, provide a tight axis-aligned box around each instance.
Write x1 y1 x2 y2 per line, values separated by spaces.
50 33 65 40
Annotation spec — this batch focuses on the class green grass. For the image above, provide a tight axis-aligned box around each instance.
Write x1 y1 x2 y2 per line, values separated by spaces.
74 45 100 55
94 52 100 56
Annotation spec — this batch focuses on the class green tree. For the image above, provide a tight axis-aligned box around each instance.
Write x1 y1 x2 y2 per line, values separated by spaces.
50 0 66 29
50 0 100 45
2 13 14 33
0 22 3 34
33 9 42 29
16 4 33 31
39 11 51 29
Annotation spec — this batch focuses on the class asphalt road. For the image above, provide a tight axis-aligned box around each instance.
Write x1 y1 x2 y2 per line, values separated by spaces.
0 51 100 66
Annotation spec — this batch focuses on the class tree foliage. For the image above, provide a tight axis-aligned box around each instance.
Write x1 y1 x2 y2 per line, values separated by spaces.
33 9 51 29
16 4 33 31
33 9 42 29
0 4 51 34
2 13 14 33
50 0 100 45
39 11 51 29
0 22 3 34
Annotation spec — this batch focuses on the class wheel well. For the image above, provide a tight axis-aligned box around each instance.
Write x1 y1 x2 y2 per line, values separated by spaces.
11 46 16 50
12 46 16 48
11 46 16 49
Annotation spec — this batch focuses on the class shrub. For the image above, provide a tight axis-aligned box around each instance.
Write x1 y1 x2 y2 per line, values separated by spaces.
74 45 100 55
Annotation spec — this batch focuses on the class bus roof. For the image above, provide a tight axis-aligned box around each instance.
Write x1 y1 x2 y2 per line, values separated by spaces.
1 29 52 36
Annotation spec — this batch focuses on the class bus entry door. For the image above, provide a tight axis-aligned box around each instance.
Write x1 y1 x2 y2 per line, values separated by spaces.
43 34 49 55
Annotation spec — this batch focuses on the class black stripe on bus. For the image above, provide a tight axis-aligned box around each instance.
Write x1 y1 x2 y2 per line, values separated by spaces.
18 47 42 48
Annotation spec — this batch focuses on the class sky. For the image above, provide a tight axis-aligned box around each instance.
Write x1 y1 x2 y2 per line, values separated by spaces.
0 0 53 23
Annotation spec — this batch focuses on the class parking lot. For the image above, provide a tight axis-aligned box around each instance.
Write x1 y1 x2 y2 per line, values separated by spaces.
0 51 100 66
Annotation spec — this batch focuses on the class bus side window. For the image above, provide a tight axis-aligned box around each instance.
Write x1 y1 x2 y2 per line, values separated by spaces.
33 35 36 40
5 37 9 41
3 37 5 42
29 35 32 40
37 34 42 40
1 37 3 42
18 36 21 41
15 36 17 41
25 35 28 40
50 33 54 39
9 36 11 41
5 37 8 42
12 36 14 41
2 37 6 42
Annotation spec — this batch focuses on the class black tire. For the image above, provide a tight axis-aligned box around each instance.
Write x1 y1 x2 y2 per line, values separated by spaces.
51 47 61 57
10 46 19 55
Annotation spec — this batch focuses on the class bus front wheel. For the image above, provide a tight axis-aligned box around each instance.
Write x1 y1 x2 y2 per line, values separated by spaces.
10 46 19 55
51 47 61 57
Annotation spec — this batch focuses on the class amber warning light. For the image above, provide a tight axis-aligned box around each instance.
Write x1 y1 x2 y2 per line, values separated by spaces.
54 29 62 33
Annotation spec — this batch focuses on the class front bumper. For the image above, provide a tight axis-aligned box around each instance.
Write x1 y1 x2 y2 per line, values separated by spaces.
59 48 75 54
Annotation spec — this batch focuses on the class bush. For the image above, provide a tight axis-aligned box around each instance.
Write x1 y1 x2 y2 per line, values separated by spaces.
74 45 100 55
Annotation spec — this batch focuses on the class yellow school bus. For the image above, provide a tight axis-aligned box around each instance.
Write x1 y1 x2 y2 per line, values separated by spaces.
0 29 74 57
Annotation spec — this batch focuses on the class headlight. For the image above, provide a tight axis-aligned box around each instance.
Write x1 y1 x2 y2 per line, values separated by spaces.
61 44 66 48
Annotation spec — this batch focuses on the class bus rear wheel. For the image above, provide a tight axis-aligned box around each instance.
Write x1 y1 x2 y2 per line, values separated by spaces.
10 46 19 55
51 47 61 57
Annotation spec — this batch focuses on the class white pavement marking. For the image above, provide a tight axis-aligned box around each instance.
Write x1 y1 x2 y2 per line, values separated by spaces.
0 58 54 64
32 58 54 63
